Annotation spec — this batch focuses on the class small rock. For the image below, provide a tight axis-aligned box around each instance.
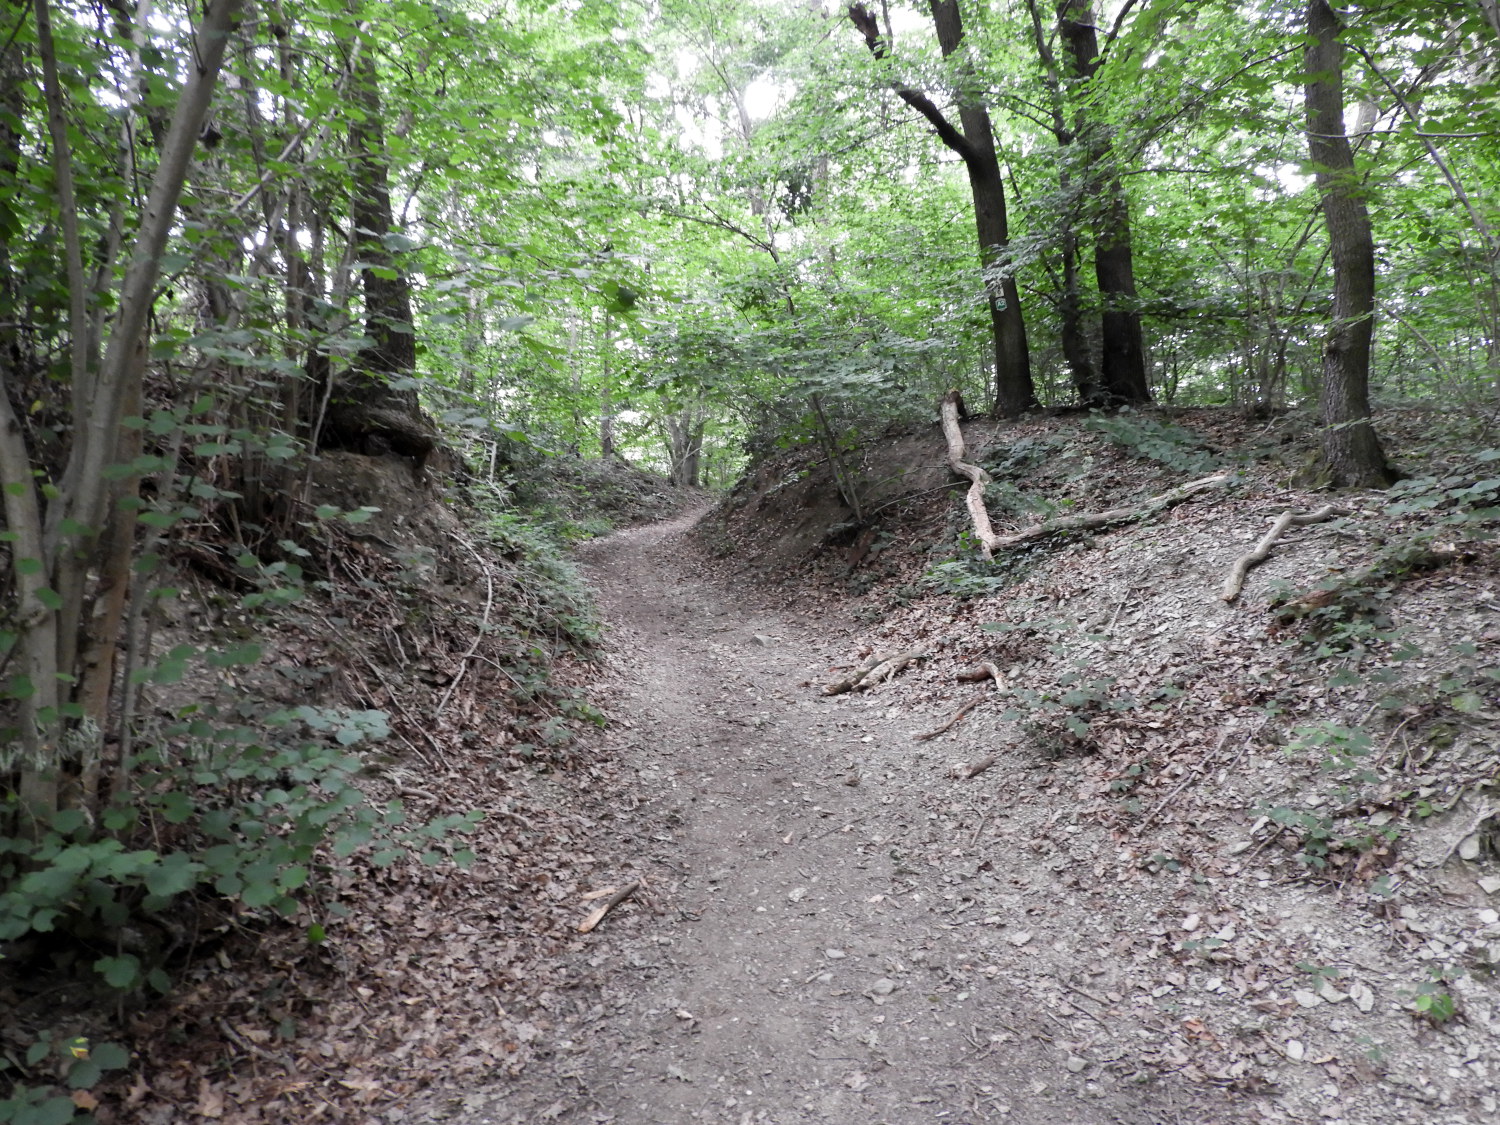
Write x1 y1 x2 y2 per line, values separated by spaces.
1065 1055 1087 1073
753 634 774 646
1478 875 1500 895
788 886 809 903
843 1071 869 1092
1007 931 1033 947
1292 989 1323 1008
1348 982 1375 1012
867 978 897 999
825 948 847 959
844 773 861 786
1227 841 1253 856
1286 1039 1305 1061
1459 833 1482 861
1182 913 1201 932
1316 980 1348 1003
1479 909 1499 925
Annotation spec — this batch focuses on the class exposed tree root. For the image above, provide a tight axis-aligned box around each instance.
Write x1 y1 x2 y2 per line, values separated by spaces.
1220 504 1340 603
939 390 1230 556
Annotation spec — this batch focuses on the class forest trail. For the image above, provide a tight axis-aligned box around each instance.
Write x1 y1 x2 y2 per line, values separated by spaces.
425 510 1229 1125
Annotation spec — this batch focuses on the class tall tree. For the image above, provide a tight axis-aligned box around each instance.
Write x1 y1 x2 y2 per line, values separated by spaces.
1304 0 1394 487
321 14 436 463
847 2 1036 416
1056 0 1150 405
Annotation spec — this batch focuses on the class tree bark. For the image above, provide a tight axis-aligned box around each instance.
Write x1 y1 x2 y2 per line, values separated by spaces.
1057 0 1150 405
847 3 1036 416
1304 0 1394 487
320 27 437 464
1023 0 1099 405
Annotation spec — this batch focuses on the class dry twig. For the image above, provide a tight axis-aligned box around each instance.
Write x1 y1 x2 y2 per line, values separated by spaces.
578 880 642 933
916 663 1006 741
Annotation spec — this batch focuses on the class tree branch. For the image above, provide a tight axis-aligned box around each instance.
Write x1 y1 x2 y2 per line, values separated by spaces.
846 3 979 168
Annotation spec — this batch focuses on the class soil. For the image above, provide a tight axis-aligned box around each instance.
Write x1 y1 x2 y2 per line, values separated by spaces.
404 410 1500 1125
410 507 1231 1125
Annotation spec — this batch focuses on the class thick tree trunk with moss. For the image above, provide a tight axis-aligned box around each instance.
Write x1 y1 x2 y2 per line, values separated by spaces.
1305 0 1394 487
1057 0 1150 405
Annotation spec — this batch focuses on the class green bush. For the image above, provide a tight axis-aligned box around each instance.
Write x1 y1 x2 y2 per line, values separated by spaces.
1 702 480 994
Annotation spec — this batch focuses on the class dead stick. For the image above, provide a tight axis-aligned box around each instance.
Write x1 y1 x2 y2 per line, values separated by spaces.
1221 504 1339 603
1139 728 1235 829
965 754 998 779
914 696 984 741
916 663 1005 741
578 880 642 933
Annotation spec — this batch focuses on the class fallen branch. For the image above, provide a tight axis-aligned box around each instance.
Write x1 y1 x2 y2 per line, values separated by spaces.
963 754 997 779
578 880 642 933
915 696 984 742
1220 504 1339 603
938 390 1229 557
916 664 1006 742
823 650 925 695
939 389 1001 559
435 535 496 718
986 473 1231 552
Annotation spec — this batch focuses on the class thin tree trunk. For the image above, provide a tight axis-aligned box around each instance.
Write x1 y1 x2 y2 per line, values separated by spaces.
847 3 1035 416
1024 0 1099 404
599 313 616 459
1305 0 1394 487
1058 0 1149 405
322 23 436 461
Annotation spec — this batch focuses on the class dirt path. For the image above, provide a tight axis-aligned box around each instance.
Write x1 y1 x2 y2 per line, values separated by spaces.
417 511 1231 1125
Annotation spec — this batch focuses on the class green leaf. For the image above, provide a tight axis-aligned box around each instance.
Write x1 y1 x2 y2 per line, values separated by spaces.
91 1042 130 1070
144 852 200 896
93 953 141 990
67 1058 103 1088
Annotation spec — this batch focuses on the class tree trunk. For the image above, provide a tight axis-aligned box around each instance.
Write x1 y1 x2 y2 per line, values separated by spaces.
667 409 706 488
1023 0 1099 405
321 29 436 464
599 312 616 459
1305 0 1394 487
847 3 1036 416
927 1 1034 416
1057 0 1150 405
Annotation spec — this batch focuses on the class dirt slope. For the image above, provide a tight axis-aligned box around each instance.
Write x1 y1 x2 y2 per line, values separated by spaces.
408 407 1500 1125
411 509 1235 1125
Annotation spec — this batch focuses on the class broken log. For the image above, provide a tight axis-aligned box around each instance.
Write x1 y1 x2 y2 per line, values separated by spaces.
823 650 926 695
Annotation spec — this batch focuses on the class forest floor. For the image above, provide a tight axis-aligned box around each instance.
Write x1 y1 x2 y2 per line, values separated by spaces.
406 506 1229 1125
401 408 1500 1125
24 413 1496 1125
